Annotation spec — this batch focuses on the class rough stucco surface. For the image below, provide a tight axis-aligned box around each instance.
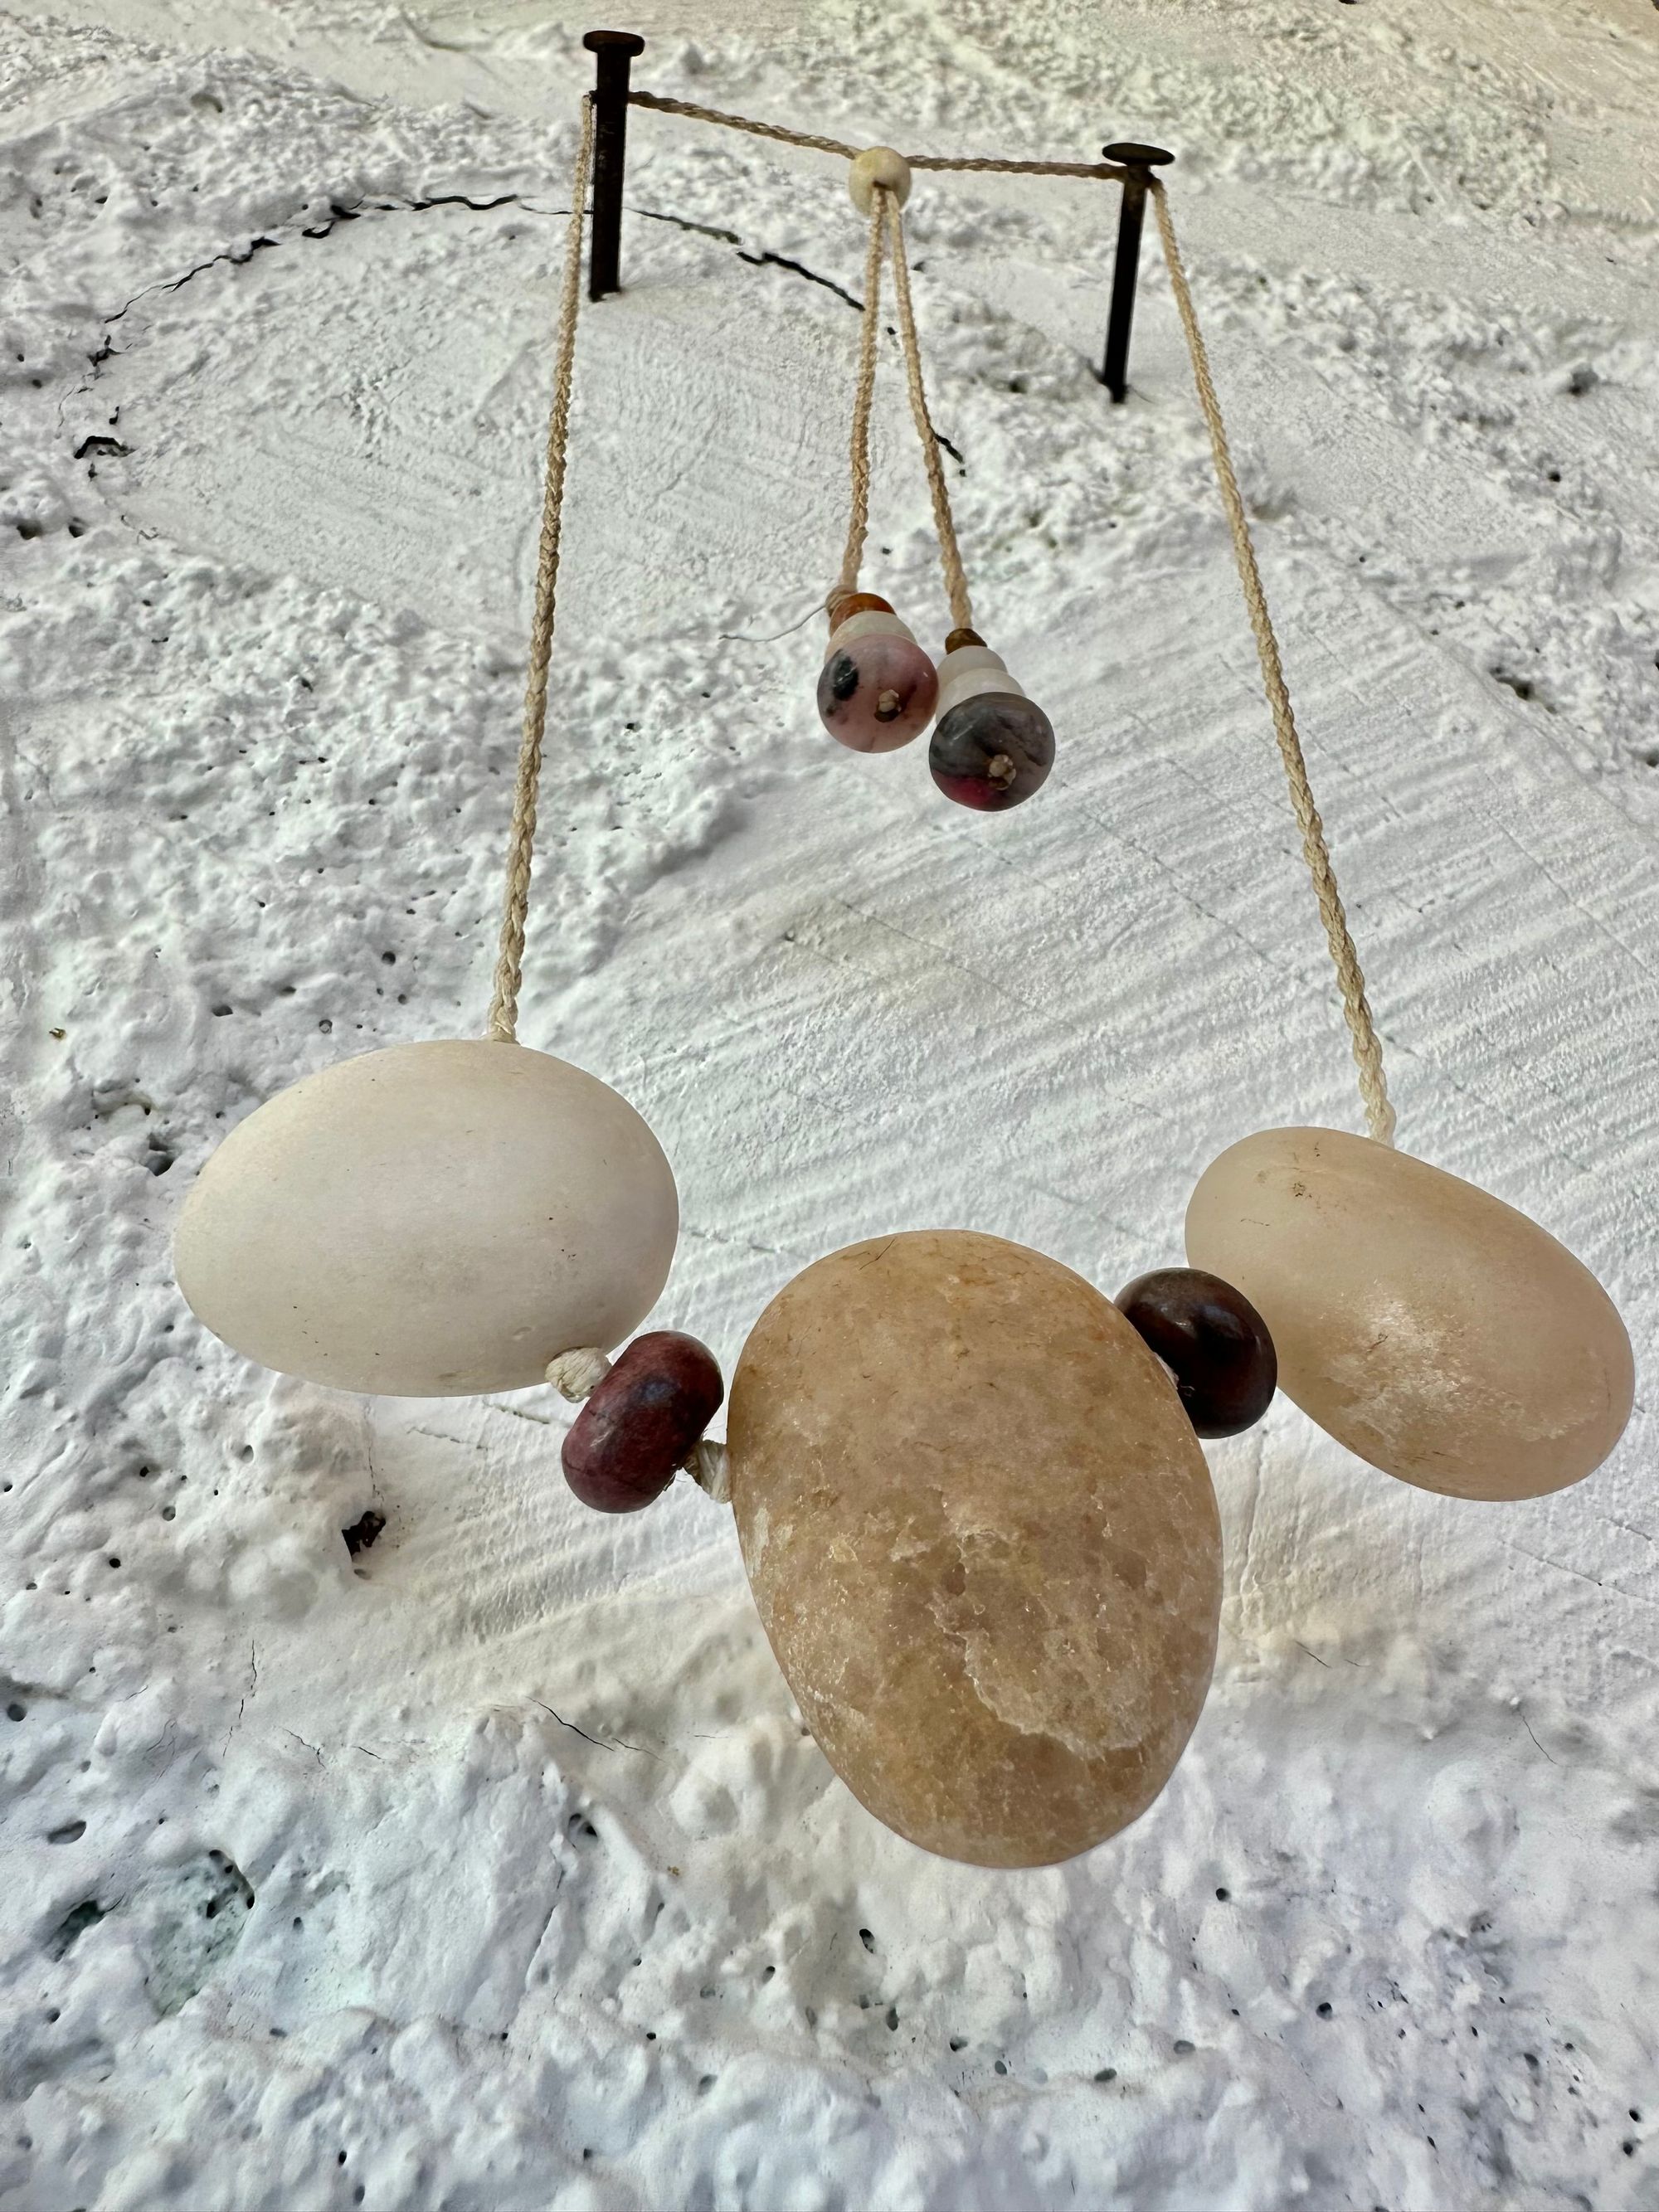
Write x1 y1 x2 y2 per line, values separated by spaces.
2 0 1658 2205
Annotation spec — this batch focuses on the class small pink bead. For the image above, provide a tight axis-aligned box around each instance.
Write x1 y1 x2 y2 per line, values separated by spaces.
816 634 938 753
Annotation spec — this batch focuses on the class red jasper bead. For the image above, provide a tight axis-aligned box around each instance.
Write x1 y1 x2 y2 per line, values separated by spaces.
562 1331 724 1513
1115 1268 1277 1439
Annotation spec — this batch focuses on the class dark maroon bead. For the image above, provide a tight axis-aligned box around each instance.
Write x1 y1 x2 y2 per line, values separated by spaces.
1115 1268 1277 1439
928 692 1054 811
562 1331 724 1514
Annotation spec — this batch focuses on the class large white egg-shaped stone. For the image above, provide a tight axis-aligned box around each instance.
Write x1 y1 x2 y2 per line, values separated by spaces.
1185 1126 1633 1501
174 1039 678 1396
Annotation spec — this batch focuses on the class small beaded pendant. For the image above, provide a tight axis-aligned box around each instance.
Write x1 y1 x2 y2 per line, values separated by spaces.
817 591 939 752
928 627 1055 810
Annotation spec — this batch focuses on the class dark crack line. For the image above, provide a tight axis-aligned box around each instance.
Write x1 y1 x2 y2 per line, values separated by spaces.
633 215 966 462
221 1638 258 1757
1517 1708 1559 1766
103 232 285 327
521 1872 567 1997
96 191 565 338
737 246 863 312
75 189 970 481
631 204 741 246
488 1402 557 1427
532 1699 614 1750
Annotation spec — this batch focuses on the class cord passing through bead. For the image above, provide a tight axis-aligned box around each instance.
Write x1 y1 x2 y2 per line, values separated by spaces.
848 145 912 213
684 1437 731 1503
547 1345 614 1401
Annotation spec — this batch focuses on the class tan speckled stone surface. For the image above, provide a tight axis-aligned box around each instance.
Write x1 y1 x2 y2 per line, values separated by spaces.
1185 1126 1635 1501
727 1231 1223 1869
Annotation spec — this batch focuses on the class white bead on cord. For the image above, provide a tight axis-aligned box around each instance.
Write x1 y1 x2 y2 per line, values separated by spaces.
848 145 912 212
933 640 1029 720
825 605 923 659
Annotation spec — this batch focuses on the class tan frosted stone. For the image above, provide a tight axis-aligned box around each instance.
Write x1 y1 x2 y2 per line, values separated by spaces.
174 1039 678 1397
1185 1126 1633 1502
727 1230 1222 1869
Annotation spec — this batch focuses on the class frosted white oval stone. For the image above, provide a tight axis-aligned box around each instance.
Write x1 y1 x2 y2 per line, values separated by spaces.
173 1040 679 1397
1185 1126 1634 1501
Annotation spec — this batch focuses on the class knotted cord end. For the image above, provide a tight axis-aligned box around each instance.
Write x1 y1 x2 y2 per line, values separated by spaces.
547 1346 613 1401
684 1437 731 1504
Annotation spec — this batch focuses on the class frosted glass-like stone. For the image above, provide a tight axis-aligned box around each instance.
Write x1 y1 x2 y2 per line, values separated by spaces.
173 1040 679 1397
727 1230 1223 1867
1185 1126 1634 1500
817 608 937 752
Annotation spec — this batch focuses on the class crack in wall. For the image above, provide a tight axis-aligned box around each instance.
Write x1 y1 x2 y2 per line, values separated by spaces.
71 188 966 475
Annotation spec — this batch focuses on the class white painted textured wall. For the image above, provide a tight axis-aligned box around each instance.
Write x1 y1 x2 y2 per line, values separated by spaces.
2 2 1657 2205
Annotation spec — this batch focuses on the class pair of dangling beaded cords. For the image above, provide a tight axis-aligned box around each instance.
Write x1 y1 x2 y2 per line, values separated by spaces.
813 147 1059 814
489 89 1396 1514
